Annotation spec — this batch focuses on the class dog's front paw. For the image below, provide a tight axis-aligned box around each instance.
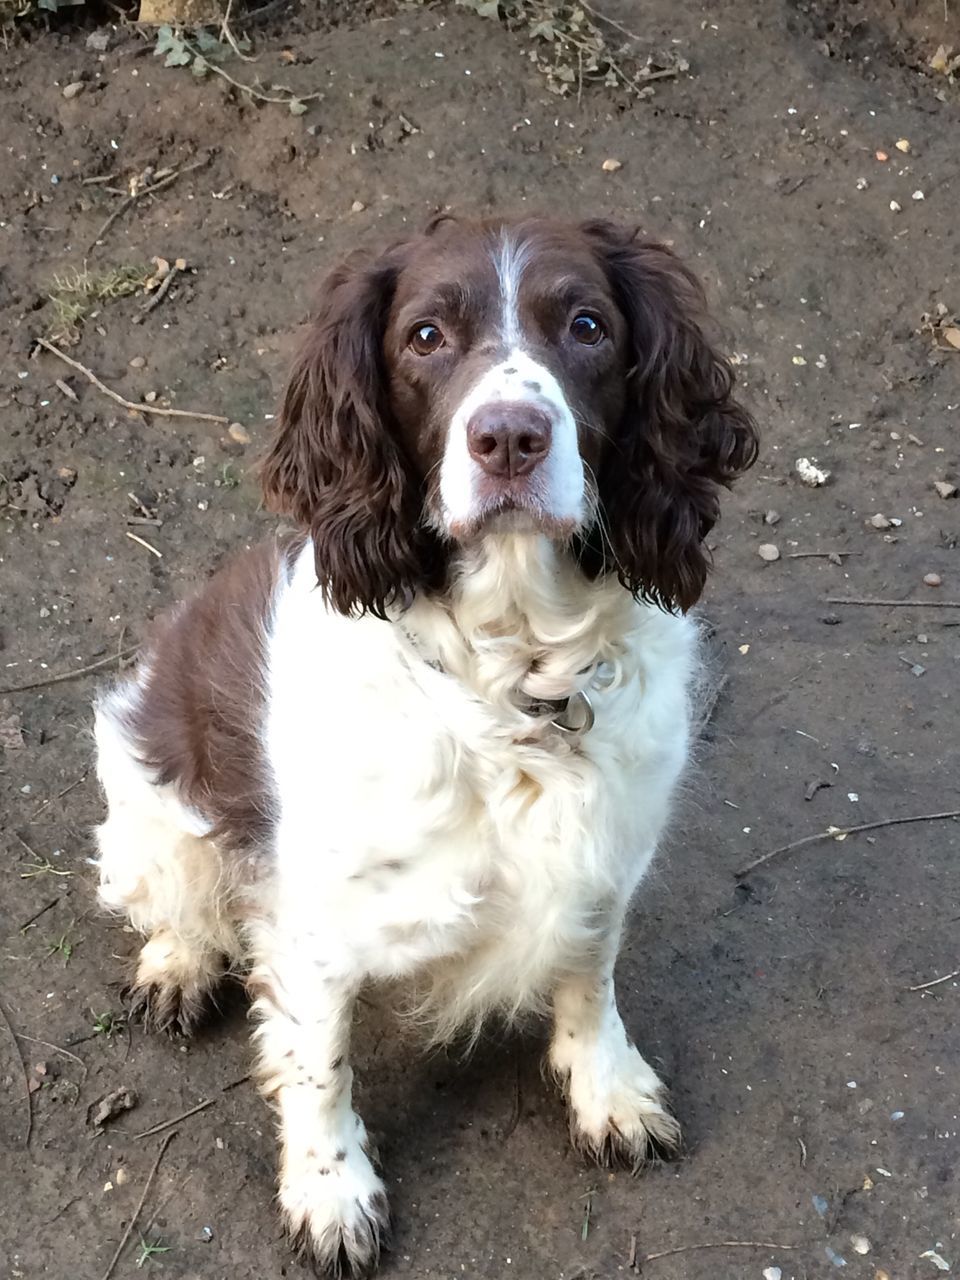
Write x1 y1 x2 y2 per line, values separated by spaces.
281 1140 389 1278
551 1037 680 1171
125 930 223 1036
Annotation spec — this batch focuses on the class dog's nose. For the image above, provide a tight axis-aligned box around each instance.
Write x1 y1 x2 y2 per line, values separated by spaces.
466 403 552 479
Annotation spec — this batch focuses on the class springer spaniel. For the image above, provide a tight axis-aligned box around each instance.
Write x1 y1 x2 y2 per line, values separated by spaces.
94 217 757 1276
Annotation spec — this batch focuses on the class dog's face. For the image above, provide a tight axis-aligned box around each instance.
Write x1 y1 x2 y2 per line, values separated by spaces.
262 217 758 618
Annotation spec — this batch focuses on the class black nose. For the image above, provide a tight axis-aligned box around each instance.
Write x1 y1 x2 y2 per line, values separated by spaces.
466 403 552 479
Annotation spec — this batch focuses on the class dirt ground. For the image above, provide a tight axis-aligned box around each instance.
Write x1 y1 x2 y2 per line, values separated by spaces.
2 1 960 1277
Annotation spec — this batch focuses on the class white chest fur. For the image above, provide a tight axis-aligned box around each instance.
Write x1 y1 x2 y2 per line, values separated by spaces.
264 537 695 1034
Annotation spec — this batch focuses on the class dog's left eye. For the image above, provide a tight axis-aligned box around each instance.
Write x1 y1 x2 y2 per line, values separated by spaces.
409 323 446 356
569 313 604 345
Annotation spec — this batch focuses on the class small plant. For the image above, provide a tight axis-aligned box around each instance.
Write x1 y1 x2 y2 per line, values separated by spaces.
136 1237 172 1268
45 929 79 965
48 263 153 344
217 462 241 489
431 0 688 99
91 1009 125 1038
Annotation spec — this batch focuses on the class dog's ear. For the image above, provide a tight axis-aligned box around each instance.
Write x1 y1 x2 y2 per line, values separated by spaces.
581 221 758 612
261 246 445 618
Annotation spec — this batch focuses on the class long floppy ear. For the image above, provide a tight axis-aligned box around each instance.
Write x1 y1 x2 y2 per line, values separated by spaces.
261 246 445 618
581 221 759 612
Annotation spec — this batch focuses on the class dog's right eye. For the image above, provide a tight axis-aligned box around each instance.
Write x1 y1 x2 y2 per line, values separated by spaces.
409 323 446 356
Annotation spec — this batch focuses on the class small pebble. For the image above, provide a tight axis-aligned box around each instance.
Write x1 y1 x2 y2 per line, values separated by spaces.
812 1193 830 1217
350 200 366 213
62 82 85 100
129 356 146 369
850 1235 871 1255
228 422 251 444
764 509 781 525
933 480 957 499
890 200 902 213
912 189 925 201
758 543 780 562
891 1110 905 1121
763 1269 782 1280
144 390 158 404
869 513 893 530
824 1245 847 1268
895 138 911 152
875 149 888 161
923 572 942 588
86 29 110 50
115 1166 128 1186
601 158 623 172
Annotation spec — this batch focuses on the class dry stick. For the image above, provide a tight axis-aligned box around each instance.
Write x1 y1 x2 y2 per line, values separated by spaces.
0 998 32 1148
89 155 211 250
101 1132 176 1280
131 265 180 325
133 1098 215 1140
825 596 960 609
16 1033 88 1078
125 530 163 559
643 1241 799 1263
18 898 60 932
184 43 324 105
788 550 860 559
30 770 90 821
736 809 960 879
0 645 139 696
908 967 960 993
34 339 229 425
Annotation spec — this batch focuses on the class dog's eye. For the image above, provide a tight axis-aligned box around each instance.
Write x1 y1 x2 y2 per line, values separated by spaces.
569 313 604 346
409 323 446 356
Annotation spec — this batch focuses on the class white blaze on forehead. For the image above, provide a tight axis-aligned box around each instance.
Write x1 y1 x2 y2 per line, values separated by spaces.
439 349 585 531
494 232 533 349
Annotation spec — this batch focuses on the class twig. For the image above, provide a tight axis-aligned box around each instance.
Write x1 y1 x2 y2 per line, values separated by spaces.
126 516 164 528
220 0 256 61
33 339 229 425
131 265 180 325
788 551 860 559
183 42 323 105
101 1132 176 1280
825 596 960 609
736 809 960 878
0 997 33 1147
15 1033 88 1078
628 1233 638 1268
221 1073 252 1092
798 1136 808 1167
908 967 960 992
89 155 211 250
18 897 60 932
125 530 163 559
133 1098 215 1139
643 1241 800 1263
30 770 90 821
0 644 139 696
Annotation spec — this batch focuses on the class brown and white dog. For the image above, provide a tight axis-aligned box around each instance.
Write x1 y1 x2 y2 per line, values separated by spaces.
93 217 757 1276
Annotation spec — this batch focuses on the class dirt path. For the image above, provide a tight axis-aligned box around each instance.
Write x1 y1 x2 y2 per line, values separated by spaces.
1 3 959 1277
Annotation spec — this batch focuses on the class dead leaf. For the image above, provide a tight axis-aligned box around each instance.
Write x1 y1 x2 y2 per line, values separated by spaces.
87 1085 139 1131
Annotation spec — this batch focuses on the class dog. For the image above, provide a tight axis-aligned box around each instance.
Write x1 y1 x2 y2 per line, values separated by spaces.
93 216 757 1276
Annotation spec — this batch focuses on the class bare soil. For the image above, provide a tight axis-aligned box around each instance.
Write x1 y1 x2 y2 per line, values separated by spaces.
2 2 959 1278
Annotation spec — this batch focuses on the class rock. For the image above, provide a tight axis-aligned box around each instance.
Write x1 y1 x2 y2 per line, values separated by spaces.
895 138 911 153
62 82 85 100
758 543 780 562
129 356 146 368
144 390 158 403
850 1234 871 1255
763 509 781 525
795 456 830 486
601 158 623 172
889 200 902 213
934 480 957 499
86 30 111 51
228 422 251 444
350 200 366 213
869 513 893 529
923 572 942 587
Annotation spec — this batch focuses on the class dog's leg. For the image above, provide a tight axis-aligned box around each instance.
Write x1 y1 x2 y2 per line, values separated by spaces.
95 707 236 1034
248 920 388 1278
548 910 679 1169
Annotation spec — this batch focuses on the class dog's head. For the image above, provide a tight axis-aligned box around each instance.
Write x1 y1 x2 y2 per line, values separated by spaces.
262 216 758 617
